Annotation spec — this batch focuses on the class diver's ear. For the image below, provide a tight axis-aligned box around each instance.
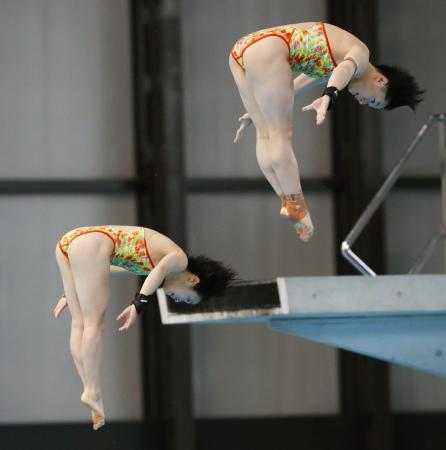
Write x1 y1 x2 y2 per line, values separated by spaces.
374 73 388 87
187 274 200 286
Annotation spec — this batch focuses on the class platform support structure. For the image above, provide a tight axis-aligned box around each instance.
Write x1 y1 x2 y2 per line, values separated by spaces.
328 1 392 449
130 1 195 449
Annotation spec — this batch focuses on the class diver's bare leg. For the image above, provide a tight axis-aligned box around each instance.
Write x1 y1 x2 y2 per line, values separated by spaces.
244 38 314 240
229 54 284 198
55 246 87 390
69 234 112 430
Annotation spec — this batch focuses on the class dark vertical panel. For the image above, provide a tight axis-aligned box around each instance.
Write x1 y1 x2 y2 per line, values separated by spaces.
130 1 195 449
328 1 392 450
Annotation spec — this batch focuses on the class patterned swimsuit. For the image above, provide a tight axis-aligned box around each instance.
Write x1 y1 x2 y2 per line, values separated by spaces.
231 22 337 78
59 226 155 275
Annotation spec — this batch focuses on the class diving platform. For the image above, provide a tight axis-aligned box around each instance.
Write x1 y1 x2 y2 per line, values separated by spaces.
157 115 446 377
157 274 446 377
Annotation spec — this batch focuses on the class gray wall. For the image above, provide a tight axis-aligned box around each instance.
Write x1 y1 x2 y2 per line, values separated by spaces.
0 0 134 179
0 0 142 423
378 0 446 412
180 0 340 417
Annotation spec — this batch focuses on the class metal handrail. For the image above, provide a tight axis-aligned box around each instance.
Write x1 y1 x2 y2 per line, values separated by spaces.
342 113 446 276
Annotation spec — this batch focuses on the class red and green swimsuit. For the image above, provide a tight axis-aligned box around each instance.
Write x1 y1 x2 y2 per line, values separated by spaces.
59 226 155 275
231 22 337 78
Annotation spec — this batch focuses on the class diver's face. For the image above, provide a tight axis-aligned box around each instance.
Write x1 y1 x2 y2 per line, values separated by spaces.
348 74 388 110
163 271 201 305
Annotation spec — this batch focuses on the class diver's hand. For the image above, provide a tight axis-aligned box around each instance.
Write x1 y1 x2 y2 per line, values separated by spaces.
116 305 137 331
234 112 252 143
53 295 68 318
302 95 331 125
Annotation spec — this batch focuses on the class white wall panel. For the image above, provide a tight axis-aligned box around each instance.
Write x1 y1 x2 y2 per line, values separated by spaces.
384 191 443 274
0 0 134 179
192 323 339 417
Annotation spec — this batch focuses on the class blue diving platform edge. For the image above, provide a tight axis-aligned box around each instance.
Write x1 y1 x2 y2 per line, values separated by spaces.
156 274 446 378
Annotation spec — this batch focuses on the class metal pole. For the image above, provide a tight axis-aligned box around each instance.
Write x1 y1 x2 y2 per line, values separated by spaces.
344 115 435 248
341 115 437 275
409 232 443 274
341 244 377 276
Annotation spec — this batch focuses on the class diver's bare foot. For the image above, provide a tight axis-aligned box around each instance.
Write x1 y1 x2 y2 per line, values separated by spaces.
81 391 105 430
292 215 314 242
280 193 314 242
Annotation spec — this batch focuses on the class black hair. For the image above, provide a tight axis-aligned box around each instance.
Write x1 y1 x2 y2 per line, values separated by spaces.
376 64 425 111
187 255 237 301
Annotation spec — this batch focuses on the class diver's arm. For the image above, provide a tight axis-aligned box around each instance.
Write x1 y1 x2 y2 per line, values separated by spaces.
302 46 369 125
116 252 187 331
139 252 187 296
325 45 369 90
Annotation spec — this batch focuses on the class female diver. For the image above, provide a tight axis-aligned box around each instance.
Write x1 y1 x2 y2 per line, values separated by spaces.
53 225 235 430
229 21 424 240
